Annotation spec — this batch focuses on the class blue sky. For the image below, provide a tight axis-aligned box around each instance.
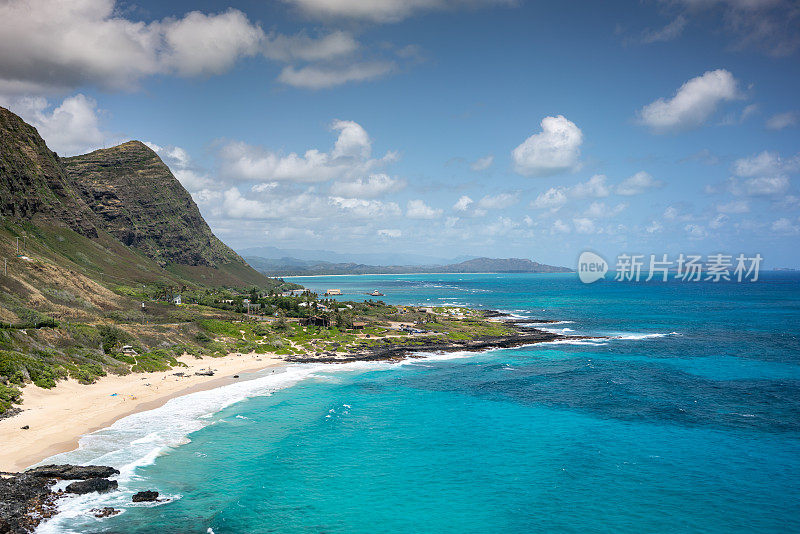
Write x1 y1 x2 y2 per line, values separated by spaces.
1 0 799 267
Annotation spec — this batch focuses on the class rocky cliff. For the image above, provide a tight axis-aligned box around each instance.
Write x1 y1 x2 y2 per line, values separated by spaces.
0 107 97 237
63 141 244 268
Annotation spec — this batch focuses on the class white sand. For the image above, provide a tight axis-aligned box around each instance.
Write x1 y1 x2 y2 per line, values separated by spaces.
0 352 284 472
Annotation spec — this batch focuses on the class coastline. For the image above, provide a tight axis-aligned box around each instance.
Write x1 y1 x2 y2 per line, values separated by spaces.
0 352 284 472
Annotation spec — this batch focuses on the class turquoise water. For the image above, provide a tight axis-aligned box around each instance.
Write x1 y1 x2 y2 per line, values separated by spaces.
41 273 800 533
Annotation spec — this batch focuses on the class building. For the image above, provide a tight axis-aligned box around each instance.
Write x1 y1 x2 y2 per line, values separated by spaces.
325 289 342 295
352 321 366 330
172 295 182 306
301 316 331 327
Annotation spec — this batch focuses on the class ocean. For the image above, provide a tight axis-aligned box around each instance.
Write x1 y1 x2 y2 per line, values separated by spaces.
39 273 800 533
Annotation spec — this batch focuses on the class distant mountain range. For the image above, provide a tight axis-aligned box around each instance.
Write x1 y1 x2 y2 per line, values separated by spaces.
238 246 475 267
246 255 572 276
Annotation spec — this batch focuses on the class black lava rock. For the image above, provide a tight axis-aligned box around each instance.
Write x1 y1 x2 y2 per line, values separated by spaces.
26 465 119 480
131 490 159 502
65 478 118 495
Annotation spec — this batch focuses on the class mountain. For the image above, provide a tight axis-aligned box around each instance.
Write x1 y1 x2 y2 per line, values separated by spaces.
238 246 474 266
0 107 97 238
245 256 572 276
0 105 273 289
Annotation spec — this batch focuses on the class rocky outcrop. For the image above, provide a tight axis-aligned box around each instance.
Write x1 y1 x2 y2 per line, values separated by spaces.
25 465 119 480
131 490 159 502
0 464 118 533
63 141 247 269
0 107 97 238
65 478 118 494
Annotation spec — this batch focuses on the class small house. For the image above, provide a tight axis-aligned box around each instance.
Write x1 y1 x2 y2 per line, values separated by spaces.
172 295 182 306
352 321 366 330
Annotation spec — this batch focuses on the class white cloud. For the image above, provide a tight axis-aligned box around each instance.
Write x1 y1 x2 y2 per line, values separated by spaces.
330 173 405 198
709 213 728 229
664 0 800 57
0 1 264 94
684 223 708 239
406 199 442 219
5 94 107 155
160 9 263 77
572 217 597 234
145 143 213 192
453 196 474 212
551 219 571 234
583 201 627 218
771 217 800 234
571 174 611 198
532 187 568 211
641 15 688 43
377 228 402 238
223 187 270 216
638 69 740 132
470 155 494 171
278 62 395 89
482 216 518 236
717 200 750 213
477 193 519 210
765 111 798 130
646 220 663 233
615 171 664 195
280 0 514 23
330 197 401 218
511 115 583 177
729 150 798 196
218 120 397 183
262 31 359 62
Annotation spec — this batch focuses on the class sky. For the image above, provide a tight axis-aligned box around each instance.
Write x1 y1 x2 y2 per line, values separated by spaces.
1 0 799 268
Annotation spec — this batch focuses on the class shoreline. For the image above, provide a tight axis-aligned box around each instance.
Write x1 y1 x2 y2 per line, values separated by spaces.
0 352 284 472
283 272 572 278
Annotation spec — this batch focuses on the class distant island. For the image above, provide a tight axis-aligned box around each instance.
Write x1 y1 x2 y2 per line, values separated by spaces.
245 255 572 276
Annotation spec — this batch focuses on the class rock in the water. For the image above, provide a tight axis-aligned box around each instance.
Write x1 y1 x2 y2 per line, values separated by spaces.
26 465 119 480
131 490 159 502
91 507 121 518
65 478 118 495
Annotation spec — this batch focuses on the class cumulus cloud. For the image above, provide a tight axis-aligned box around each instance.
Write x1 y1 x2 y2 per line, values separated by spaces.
4 94 107 155
771 217 800 234
615 171 664 196
572 217 598 234
330 196 402 218
729 150 799 196
511 115 583 177
377 228 402 238
278 62 395 89
638 69 740 132
330 173 405 198
406 199 442 219
280 0 515 23
477 193 519 210
571 174 611 198
218 120 397 183
551 219 571 234
716 200 750 213
0 0 264 94
470 155 494 171
765 111 798 130
263 31 359 62
532 188 568 211
583 202 627 218
453 196 474 212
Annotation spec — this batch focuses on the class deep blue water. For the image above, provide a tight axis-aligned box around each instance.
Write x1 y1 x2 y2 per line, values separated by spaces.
42 273 800 533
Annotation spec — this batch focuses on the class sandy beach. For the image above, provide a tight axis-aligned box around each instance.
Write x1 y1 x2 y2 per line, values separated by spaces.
0 352 284 472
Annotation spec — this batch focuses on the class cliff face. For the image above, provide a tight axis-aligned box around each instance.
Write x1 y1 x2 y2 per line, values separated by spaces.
0 107 97 237
63 141 245 269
